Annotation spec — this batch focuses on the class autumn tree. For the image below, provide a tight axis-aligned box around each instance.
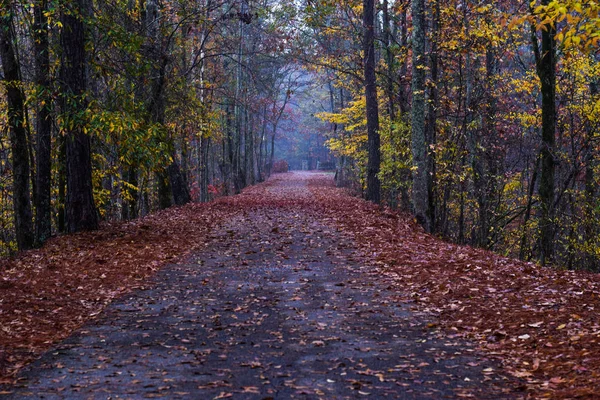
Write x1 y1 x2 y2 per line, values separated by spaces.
363 0 380 203
33 0 53 244
60 0 98 232
530 0 557 265
410 0 433 231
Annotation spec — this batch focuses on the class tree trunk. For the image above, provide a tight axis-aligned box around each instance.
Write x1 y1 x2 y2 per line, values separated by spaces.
246 108 255 185
425 0 439 231
257 104 267 181
382 0 395 121
200 135 210 202
480 47 500 248
168 158 191 205
398 7 409 114
33 0 53 245
157 170 172 209
465 8 482 245
520 153 541 261
363 0 381 203
57 135 66 232
148 54 173 210
410 0 432 231
584 72 598 269
0 3 35 249
60 0 98 233
121 165 138 220
533 0 557 265
268 132 275 176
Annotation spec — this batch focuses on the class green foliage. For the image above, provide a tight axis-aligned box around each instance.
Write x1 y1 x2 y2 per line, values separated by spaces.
378 114 412 199
0 119 16 257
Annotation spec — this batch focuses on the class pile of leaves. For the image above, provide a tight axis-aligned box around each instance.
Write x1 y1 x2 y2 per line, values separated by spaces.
307 174 600 399
2 172 600 399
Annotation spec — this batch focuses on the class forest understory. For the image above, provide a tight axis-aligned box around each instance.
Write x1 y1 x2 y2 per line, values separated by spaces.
0 172 599 398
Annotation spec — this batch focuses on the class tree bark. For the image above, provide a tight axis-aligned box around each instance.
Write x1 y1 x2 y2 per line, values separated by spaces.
57 135 66 232
245 108 255 185
33 0 53 244
168 159 191 205
478 47 499 247
60 0 99 232
382 0 395 121
410 0 432 231
532 0 556 264
121 166 138 220
425 0 439 231
584 70 598 269
363 0 381 203
200 135 210 202
157 170 172 209
0 3 35 249
144 0 189 208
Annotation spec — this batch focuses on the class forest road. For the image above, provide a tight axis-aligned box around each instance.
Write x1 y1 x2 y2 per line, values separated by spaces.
3 173 521 399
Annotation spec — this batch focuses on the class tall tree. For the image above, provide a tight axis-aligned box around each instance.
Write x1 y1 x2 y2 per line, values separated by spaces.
0 2 35 250
532 0 557 264
60 0 98 232
426 0 439 233
363 0 380 203
410 0 432 230
144 0 190 208
33 0 53 244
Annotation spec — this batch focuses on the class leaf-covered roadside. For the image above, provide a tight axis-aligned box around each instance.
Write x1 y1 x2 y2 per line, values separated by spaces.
307 175 600 399
2 172 599 399
0 202 243 383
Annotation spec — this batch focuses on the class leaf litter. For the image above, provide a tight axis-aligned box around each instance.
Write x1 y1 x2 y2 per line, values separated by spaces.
307 174 600 399
0 172 598 398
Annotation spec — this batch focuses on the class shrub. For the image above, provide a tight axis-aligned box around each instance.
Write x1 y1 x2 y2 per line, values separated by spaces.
272 160 289 173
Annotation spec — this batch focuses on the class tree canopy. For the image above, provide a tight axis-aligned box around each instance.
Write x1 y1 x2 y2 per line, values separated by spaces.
0 0 598 269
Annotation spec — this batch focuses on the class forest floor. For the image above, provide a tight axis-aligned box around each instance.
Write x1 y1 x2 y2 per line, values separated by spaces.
0 172 599 399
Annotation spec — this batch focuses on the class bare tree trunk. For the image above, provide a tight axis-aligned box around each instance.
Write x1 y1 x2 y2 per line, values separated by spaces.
0 2 34 249
363 0 381 203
